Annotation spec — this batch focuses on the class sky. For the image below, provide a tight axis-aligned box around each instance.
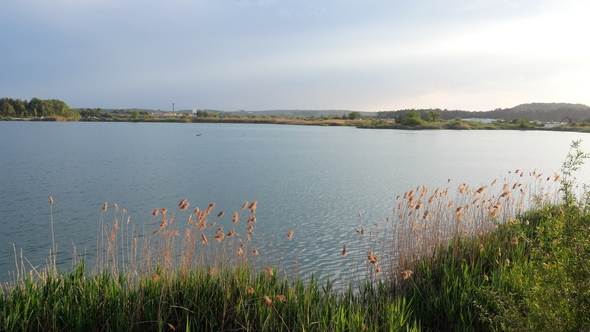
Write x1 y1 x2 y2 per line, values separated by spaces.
1 0 589 112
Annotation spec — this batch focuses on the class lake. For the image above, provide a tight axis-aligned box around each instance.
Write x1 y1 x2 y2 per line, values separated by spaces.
1 122 589 283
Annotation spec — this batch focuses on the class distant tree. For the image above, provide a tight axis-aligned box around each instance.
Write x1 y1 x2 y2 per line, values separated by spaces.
396 109 424 126
348 111 361 120
0 99 15 116
422 110 441 122
132 110 140 119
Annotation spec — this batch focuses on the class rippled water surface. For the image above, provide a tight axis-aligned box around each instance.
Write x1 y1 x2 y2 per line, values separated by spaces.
1 122 589 282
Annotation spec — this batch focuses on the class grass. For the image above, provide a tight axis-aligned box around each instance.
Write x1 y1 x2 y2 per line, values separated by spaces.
2 142 590 331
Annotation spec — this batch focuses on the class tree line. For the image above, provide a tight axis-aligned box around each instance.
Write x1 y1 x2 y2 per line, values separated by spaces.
376 103 590 123
0 98 79 118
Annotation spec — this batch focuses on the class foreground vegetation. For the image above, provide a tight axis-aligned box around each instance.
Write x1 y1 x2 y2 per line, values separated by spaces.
1 140 590 330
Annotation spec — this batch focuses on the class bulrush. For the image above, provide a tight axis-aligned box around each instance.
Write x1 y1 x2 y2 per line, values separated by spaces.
213 233 224 242
475 186 487 195
205 203 215 215
265 267 274 277
368 248 379 266
400 270 413 280
249 200 258 214
180 201 190 210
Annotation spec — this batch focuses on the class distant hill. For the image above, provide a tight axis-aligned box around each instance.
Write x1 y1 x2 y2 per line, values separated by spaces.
376 103 590 122
511 102 590 112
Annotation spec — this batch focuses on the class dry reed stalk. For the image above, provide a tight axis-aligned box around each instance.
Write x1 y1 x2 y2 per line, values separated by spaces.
205 203 215 215
213 233 224 242
265 267 274 277
180 201 190 210
400 270 413 280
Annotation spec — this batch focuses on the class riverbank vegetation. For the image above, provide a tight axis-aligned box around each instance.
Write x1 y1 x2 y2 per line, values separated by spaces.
2 142 590 331
4 98 590 133
0 98 80 120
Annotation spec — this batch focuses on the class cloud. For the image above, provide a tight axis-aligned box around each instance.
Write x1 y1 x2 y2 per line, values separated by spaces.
1 0 589 110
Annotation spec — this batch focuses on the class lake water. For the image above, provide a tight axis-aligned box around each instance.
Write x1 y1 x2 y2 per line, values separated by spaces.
1 122 589 283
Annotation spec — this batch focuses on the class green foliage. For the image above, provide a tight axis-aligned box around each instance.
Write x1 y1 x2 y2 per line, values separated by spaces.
395 110 425 127
421 110 441 122
0 97 80 119
347 111 361 120
0 264 419 331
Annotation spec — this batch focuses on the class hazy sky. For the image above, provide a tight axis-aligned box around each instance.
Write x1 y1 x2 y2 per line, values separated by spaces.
1 0 589 111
